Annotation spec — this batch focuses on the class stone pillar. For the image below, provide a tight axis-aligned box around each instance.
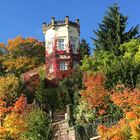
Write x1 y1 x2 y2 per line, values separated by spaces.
49 110 53 122
42 22 47 34
66 104 70 122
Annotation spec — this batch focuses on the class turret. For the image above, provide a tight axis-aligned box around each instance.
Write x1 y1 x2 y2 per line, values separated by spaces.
42 16 81 79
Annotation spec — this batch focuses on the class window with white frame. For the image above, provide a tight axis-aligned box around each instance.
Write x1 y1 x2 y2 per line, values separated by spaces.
47 41 52 53
59 61 67 70
49 64 53 73
58 39 65 50
71 38 77 53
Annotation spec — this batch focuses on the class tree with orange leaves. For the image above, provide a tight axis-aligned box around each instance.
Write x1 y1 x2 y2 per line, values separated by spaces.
111 87 140 112
98 87 140 139
7 36 45 61
81 73 108 111
75 73 121 124
0 95 28 139
0 36 45 76
3 55 37 75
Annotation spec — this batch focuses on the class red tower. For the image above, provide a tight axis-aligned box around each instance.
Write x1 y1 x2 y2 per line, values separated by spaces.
42 16 81 80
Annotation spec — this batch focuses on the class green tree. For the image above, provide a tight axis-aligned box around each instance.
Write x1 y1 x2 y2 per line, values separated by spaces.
35 81 60 112
81 39 140 89
24 107 52 140
75 97 96 124
80 39 90 59
99 39 140 89
119 39 140 88
85 4 140 89
59 68 83 125
93 4 139 55
59 68 83 105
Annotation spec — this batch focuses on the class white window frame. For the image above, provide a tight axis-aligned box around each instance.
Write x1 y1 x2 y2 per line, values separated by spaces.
58 38 65 50
59 61 67 70
71 38 77 53
47 41 52 53
49 64 54 73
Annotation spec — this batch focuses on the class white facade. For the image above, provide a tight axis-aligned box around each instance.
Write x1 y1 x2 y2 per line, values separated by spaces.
43 17 80 54
43 17 80 76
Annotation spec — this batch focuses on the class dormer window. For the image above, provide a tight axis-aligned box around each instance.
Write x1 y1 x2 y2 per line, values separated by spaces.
58 39 65 50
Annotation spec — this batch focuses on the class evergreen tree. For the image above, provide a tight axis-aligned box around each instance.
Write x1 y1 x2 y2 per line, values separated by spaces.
82 4 140 89
35 81 60 112
80 39 90 59
59 68 83 105
93 4 139 55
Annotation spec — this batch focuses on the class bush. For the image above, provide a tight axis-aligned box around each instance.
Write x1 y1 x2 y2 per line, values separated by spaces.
23 107 52 140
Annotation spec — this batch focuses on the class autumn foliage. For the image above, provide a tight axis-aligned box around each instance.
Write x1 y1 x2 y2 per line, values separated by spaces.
0 36 45 76
81 73 109 116
0 74 21 106
112 88 140 112
0 95 28 139
98 86 140 139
